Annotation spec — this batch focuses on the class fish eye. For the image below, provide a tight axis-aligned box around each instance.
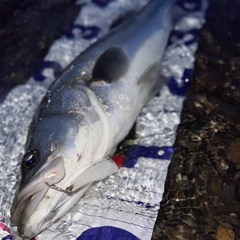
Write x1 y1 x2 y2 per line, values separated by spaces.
23 150 39 168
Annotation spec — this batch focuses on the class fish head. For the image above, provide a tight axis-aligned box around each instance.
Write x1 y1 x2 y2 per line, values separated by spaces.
11 114 81 238
11 113 117 238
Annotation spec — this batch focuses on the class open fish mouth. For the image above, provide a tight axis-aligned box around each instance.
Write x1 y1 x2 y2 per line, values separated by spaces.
17 183 92 238
11 156 117 238
11 187 49 238
11 156 66 238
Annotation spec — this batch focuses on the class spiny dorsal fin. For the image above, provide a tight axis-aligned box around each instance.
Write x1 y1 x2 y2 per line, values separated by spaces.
92 47 129 83
110 10 137 30
138 63 159 84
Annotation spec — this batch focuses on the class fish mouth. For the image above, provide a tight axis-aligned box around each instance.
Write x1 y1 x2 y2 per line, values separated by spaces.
15 182 93 239
11 157 118 238
12 188 49 238
11 156 66 238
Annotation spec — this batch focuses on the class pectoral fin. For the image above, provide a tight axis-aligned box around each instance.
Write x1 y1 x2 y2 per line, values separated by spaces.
71 157 118 193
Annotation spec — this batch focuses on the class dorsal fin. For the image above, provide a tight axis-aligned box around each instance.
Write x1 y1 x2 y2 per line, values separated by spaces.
92 47 129 83
110 10 137 30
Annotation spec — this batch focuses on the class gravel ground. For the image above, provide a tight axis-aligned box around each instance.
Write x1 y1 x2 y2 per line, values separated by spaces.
152 1 240 239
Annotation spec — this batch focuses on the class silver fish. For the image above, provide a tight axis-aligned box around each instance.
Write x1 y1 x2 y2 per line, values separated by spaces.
11 0 175 238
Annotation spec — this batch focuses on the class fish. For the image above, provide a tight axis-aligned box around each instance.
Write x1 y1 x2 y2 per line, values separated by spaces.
11 0 176 238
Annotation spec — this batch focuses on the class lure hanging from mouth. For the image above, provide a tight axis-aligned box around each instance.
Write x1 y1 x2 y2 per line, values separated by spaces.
11 0 176 238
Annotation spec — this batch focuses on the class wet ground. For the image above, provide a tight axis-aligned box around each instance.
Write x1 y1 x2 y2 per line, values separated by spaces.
152 0 240 239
